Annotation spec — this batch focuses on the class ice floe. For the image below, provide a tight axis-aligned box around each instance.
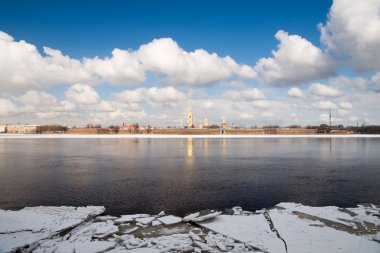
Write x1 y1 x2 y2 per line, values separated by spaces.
0 206 104 253
0 203 379 253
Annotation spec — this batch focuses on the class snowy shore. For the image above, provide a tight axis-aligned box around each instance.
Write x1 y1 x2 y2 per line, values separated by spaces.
1 134 380 139
0 203 379 253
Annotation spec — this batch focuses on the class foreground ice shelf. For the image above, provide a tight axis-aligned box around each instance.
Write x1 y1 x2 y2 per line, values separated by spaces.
0 203 379 253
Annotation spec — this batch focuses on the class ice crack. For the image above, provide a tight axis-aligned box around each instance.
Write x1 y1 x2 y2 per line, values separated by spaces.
263 210 288 253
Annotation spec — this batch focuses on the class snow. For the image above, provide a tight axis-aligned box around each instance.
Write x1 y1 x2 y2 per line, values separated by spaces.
0 206 104 253
157 215 182 225
197 214 286 253
0 203 379 253
1 134 380 139
114 214 150 224
191 211 222 222
268 207 380 253
135 217 155 225
182 212 200 222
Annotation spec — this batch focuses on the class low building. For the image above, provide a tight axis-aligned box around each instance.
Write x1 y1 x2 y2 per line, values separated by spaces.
6 125 42 134
0 124 7 133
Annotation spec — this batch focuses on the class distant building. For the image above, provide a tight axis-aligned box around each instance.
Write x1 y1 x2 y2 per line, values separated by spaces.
6 124 42 134
203 118 209 128
221 117 228 129
0 124 7 133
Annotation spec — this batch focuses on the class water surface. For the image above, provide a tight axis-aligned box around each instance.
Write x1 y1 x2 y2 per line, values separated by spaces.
0 137 379 216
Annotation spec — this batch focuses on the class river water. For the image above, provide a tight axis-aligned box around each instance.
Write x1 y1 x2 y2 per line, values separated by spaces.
0 136 379 216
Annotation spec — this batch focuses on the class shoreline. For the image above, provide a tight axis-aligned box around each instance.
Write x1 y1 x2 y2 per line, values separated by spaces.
1 133 380 139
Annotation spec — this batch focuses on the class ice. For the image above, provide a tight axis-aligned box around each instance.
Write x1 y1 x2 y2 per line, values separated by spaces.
152 220 162 226
73 241 115 253
114 214 150 224
1 203 379 253
95 215 118 222
191 211 222 222
0 206 104 253
135 217 155 225
197 214 286 253
157 215 182 225
268 207 380 253
182 212 200 222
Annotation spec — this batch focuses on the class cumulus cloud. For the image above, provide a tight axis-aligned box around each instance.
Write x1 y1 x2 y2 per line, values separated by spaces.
308 83 341 97
0 98 19 116
261 112 274 118
0 31 255 93
223 88 265 101
0 32 95 93
313 100 337 110
83 48 145 85
338 109 349 117
65 84 101 105
114 86 186 107
319 113 331 122
254 30 336 86
137 38 256 85
201 101 215 109
319 0 380 72
371 72 380 92
339 101 352 110
329 76 367 90
19 91 58 106
288 87 305 98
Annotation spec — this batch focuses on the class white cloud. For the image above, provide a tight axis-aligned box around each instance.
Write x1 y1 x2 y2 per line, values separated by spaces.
329 76 367 90
288 87 305 98
0 98 19 116
339 101 352 110
240 112 254 119
223 88 265 101
261 112 274 118
319 113 331 122
319 0 380 72
308 83 341 97
201 101 215 109
137 38 256 85
313 100 337 110
371 72 380 91
65 84 101 105
83 48 145 85
114 86 186 107
251 100 272 109
19 91 58 106
254 30 335 86
0 32 94 93
0 31 256 93
338 109 349 117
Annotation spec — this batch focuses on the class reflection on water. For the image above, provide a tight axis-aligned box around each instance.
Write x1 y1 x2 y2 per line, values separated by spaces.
186 138 194 168
0 137 379 216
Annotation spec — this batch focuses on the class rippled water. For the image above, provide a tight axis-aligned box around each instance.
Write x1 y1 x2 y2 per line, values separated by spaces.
0 137 379 216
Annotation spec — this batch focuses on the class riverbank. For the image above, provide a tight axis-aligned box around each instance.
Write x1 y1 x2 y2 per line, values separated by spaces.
1 133 380 139
1 203 379 253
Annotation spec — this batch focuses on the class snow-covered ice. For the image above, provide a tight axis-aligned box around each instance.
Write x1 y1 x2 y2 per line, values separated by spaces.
157 215 182 225
0 203 379 253
0 206 104 253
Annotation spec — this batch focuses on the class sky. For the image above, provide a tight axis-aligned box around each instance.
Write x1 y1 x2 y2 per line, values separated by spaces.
0 0 379 127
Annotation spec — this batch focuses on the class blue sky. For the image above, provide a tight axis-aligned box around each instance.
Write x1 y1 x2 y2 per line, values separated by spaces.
0 0 379 127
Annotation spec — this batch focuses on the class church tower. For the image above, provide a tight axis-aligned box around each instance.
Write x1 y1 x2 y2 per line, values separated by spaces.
187 105 193 128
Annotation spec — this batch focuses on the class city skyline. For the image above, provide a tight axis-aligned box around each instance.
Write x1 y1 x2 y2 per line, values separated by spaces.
0 0 380 127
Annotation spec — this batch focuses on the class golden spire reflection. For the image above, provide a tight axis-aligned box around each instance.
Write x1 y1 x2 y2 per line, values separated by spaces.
186 138 194 167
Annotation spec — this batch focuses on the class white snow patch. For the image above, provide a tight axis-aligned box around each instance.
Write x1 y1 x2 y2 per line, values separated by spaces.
157 215 182 225
197 214 286 253
0 206 104 253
